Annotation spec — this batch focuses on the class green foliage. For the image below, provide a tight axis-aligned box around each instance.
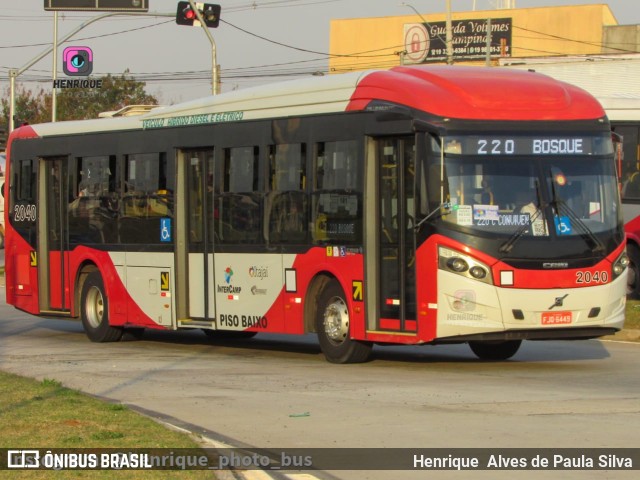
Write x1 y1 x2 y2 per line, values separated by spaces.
1 71 158 128
625 299 640 330
0 86 52 127
41 378 63 388
0 371 216 479
56 70 158 120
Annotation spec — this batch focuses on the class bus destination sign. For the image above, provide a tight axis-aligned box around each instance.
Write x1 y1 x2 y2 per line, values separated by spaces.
44 0 149 12
445 135 612 156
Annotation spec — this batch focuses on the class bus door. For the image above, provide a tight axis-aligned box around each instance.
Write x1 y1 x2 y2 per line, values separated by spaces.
37 157 71 313
175 149 216 324
366 136 417 333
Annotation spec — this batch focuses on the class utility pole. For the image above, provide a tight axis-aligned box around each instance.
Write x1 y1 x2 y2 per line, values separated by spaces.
446 0 453 65
52 12 58 122
485 18 492 66
402 2 454 65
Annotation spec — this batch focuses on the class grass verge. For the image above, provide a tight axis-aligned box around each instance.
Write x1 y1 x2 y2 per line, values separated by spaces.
624 299 640 330
0 371 217 479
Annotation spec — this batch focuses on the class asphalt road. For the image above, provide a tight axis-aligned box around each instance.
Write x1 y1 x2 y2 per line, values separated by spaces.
0 289 638 480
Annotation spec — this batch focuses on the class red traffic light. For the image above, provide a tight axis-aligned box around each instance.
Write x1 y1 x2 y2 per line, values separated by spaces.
176 2 196 25
175 2 221 28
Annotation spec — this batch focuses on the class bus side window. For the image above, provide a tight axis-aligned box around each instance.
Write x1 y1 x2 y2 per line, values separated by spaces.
615 125 640 200
68 155 117 244
312 140 362 244
267 143 307 244
120 153 173 244
216 146 263 244
10 159 37 244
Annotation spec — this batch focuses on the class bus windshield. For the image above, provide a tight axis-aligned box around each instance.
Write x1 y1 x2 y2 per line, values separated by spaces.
433 134 621 242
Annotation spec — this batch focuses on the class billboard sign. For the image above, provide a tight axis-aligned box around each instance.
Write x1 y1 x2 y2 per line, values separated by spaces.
404 17 512 63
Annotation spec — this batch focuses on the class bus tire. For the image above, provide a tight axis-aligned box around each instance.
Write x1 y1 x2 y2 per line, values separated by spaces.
315 280 372 364
80 271 122 343
122 328 145 341
626 243 640 299
468 340 521 360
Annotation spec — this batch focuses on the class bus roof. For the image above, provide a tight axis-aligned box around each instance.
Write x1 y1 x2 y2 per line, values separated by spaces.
16 65 605 139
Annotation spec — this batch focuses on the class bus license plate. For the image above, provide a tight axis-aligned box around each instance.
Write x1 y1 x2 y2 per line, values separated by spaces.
541 311 573 325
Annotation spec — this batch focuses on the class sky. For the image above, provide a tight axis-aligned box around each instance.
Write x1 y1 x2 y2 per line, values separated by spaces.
1 0 640 104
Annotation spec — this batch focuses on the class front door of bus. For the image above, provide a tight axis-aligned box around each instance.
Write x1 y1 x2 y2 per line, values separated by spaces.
37 157 71 312
374 137 417 331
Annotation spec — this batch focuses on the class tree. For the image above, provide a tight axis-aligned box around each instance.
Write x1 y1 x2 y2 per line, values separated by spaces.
0 86 52 128
56 70 158 120
1 70 158 130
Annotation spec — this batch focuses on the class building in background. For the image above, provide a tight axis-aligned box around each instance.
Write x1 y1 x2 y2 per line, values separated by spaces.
329 4 632 71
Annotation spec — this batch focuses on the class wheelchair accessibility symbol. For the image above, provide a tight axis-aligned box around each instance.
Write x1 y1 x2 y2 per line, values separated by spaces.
160 218 172 242
554 216 572 236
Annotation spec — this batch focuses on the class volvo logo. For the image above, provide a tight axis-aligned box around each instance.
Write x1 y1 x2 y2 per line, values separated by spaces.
548 294 569 310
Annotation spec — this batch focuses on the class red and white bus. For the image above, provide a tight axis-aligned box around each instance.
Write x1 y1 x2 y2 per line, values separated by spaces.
604 98 640 296
4 65 628 363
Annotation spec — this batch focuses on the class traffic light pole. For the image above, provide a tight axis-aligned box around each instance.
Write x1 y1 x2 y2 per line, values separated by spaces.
187 0 218 95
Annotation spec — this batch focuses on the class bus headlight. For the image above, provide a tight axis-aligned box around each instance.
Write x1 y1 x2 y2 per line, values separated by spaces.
469 265 487 279
447 257 468 272
438 246 493 284
612 251 629 278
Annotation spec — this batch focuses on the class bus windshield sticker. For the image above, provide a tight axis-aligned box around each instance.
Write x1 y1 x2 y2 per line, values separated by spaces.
554 216 573 235
473 205 499 221
454 205 473 225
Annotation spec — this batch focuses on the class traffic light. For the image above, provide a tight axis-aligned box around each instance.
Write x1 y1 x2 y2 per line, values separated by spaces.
176 2 221 28
202 4 221 28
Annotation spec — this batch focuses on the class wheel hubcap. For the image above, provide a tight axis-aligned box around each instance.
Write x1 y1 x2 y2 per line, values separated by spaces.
85 286 104 329
323 296 349 344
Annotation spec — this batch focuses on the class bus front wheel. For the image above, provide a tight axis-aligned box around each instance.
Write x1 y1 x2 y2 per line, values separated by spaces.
626 243 640 299
315 280 372 364
468 340 521 360
80 271 123 343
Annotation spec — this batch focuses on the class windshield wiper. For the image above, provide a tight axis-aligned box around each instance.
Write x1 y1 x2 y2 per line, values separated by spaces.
415 202 451 231
549 178 605 255
499 179 545 254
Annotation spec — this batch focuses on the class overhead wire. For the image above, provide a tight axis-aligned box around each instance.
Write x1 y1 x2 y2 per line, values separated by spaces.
2 5 639 90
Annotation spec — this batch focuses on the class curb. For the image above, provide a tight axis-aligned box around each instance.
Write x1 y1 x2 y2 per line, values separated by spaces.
603 329 640 342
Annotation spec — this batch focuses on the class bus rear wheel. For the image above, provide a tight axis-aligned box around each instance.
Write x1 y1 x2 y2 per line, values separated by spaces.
315 280 372 364
468 340 521 360
80 271 122 342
